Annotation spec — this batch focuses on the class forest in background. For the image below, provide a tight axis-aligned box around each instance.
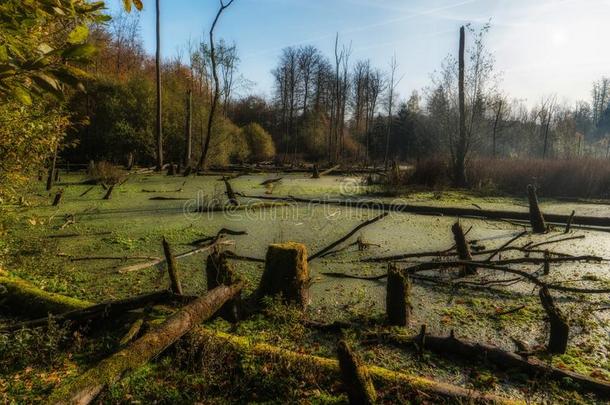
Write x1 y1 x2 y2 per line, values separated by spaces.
3 1 610 200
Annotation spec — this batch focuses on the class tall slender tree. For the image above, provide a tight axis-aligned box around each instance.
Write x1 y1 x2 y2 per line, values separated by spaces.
455 25 467 186
155 0 163 170
198 0 235 171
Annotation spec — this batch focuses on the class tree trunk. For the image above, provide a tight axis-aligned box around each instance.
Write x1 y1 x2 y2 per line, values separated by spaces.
206 250 240 321
223 178 238 206
451 221 476 276
386 263 412 326
155 0 163 171
527 184 546 233
162 237 183 295
454 26 467 187
102 185 115 200
184 89 192 167
337 340 377 405
539 287 569 354
48 283 243 405
46 143 59 191
258 242 309 308
52 190 63 206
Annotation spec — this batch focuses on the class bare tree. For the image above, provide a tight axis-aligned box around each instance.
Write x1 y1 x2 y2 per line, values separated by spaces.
198 0 235 171
155 0 163 170
384 55 402 169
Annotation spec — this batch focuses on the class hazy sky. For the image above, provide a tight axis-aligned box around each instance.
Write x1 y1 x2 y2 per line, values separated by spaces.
106 0 610 106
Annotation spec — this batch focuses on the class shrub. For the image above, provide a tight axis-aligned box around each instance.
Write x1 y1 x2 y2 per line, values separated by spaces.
408 158 450 188
87 161 125 185
243 123 276 162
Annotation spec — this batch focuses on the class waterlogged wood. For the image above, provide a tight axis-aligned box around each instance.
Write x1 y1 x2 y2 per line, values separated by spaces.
376 329 610 398
386 264 412 326
309 213 388 261
162 238 183 295
244 194 610 228
206 250 240 321
527 185 547 233
258 242 309 307
451 221 476 275
337 340 377 404
187 327 521 404
539 287 569 354
49 283 243 405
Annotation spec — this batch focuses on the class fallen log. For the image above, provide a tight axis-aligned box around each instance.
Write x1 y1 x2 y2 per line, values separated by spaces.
0 272 92 318
47 231 112 239
260 177 283 186
319 164 341 176
1 290 190 332
337 340 377 404
309 213 388 261
185 327 521 404
242 194 610 228
372 329 610 398
48 283 243 405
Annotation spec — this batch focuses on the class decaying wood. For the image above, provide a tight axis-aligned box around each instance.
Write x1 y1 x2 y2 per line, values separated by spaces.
47 231 112 239
319 164 340 176
309 213 388 261
451 221 476 276
374 328 610 398
485 231 527 262
116 239 233 274
52 190 63 206
565 210 576 233
79 186 95 197
206 250 240 321
257 242 309 308
60 254 161 262
119 318 144 346
386 263 412 326
189 228 247 246
337 340 377 404
312 164 320 178
162 237 183 295
223 178 238 206
186 327 520 404
260 177 283 186
48 283 243 405
243 194 610 229
1 291 190 332
539 287 569 354
528 235 585 249
527 185 547 233
102 185 115 200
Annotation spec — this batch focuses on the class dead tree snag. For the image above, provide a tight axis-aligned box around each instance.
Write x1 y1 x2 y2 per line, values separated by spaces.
386 263 412 326
258 242 309 308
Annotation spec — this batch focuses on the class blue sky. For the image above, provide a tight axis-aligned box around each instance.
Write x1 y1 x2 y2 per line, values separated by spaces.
106 0 610 106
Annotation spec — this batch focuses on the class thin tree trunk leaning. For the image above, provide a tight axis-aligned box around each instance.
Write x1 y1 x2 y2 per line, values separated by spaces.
451 221 476 276
337 340 377 405
376 328 610 398
386 263 412 326
48 283 243 405
206 250 240 321
527 185 547 233
155 0 163 170
187 327 520 404
257 242 309 308
162 237 183 295
243 194 610 228
198 0 234 171
539 287 569 354
565 210 575 233
309 213 388 261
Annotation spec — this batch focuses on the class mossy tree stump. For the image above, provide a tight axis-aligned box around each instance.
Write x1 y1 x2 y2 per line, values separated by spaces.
206 249 240 321
337 340 377 405
539 286 569 354
258 242 309 308
527 184 547 233
451 221 476 276
386 263 412 326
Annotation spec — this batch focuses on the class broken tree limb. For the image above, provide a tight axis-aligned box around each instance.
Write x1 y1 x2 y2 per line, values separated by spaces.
260 177 283 186
162 238 183 295
528 235 585 249
485 231 528 262
386 263 412 326
527 185 547 233
116 239 233 274
539 287 569 354
119 318 144 347
242 194 610 229
48 283 243 405
373 329 610 398
186 327 521 404
79 186 95 197
102 185 115 200
1 291 191 332
451 221 476 276
309 213 388 261
337 340 377 404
